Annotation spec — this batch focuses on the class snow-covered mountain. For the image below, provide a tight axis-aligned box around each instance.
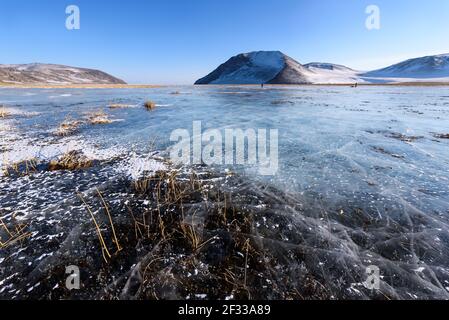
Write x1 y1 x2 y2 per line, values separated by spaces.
0 63 126 85
363 54 449 79
194 51 300 84
195 51 449 85
303 62 362 84
304 62 354 72
195 51 365 85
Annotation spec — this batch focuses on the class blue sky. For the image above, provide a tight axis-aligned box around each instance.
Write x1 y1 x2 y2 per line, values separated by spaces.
1 0 448 84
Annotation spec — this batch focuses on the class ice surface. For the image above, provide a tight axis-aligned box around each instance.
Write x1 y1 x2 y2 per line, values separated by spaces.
1 86 449 299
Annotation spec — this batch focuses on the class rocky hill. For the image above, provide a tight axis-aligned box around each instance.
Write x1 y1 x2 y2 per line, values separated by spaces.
0 63 126 85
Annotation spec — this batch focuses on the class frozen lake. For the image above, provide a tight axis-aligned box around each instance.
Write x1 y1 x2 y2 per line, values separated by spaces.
1 85 449 299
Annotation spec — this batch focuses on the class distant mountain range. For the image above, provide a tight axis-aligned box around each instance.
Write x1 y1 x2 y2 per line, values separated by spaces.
195 51 449 85
2 53 448 85
0 63 126 85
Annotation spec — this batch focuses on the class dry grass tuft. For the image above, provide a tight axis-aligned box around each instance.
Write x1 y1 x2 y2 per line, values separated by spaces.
123 170 269 299
0 216 32 249
77 188 124 263
78 192 112 263
0 105 11 118
48 151 93 171
55 117 83 136
144 101 156 110
96 188 123 253
110 170 217 253
3 158 38 176
86 110 113 125
109 104 132 109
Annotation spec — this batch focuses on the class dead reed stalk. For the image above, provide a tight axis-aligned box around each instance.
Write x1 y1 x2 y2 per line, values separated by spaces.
78 192 112 263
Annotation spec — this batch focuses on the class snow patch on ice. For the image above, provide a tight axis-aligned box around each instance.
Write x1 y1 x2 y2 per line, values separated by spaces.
115 152 167 180
0 136 127 175
49 94 72 98
0 120 14 132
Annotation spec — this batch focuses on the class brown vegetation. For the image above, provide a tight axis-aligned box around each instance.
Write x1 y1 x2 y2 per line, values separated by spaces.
55 117 83 136
3 158 38 176
144 101 156 110
0 105 11 118
48 151 94 171
86 110 113 125
0 216 31 250
108 104 132 109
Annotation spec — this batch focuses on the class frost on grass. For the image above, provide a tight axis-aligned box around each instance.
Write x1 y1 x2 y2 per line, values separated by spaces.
48 151 94 171
85 110 114 125
0 136 126 177
54 118 84 137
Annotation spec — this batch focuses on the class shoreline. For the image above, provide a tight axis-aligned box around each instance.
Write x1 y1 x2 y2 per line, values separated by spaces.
0 83 163 89
1 82 449 89
195 82 449 87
